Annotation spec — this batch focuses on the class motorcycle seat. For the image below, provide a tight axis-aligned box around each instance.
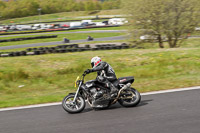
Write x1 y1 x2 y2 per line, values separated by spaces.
112 76 134 87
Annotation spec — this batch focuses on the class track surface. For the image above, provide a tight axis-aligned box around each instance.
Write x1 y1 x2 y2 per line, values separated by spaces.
0 35 125 50
0 89 200 133
0 30 126 38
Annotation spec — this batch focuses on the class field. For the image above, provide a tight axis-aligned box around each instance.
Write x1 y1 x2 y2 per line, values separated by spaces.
0 47 199 108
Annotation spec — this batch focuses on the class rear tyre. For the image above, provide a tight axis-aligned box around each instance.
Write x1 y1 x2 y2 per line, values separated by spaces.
62 94 85 113
118 88 141 107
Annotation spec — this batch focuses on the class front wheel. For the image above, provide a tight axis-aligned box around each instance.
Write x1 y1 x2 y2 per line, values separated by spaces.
62 94 85 113
118 88 141 107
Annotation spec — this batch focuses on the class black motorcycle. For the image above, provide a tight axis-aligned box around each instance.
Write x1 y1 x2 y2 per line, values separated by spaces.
87 36 94 41
62 72 141 113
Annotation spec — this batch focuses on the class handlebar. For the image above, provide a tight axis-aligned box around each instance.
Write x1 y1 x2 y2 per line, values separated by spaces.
82 72 87 77
81 72 87 82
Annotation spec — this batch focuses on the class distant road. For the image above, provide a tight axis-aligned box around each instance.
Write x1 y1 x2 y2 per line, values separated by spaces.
0 87 200 133
0 36 126 50
0 30 126 38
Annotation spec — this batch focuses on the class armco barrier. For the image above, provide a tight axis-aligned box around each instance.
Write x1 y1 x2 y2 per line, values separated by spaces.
0 43 130 58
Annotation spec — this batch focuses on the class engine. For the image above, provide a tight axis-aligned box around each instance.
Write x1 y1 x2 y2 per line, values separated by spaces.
90 87 104 99
89 87 111 108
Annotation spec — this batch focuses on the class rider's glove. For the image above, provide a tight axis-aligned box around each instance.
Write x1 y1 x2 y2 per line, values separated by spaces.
84 69 92 74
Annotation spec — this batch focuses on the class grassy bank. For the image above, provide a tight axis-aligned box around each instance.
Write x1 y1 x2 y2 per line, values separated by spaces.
0 47 200 108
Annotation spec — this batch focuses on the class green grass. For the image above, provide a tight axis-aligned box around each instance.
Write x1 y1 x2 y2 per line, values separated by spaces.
182 38 200 48
0 47 200 108
0 32 125 47
130 37 200 49
0 9 123 24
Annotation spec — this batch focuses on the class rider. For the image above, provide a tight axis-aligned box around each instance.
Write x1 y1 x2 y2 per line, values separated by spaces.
84 56 118 96
87 35 93 40
63 37 69 43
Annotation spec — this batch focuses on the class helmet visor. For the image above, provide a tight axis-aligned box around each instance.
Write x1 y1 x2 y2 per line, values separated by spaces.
91 62 94 68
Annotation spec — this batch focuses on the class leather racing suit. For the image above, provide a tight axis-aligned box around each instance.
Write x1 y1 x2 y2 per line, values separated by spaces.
90 61 117 92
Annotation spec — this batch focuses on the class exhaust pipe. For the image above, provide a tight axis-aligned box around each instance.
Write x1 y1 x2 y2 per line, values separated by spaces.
112 83 131 104
120 83 131 91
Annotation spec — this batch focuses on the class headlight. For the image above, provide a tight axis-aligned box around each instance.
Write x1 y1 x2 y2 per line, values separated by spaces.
76 80 81 87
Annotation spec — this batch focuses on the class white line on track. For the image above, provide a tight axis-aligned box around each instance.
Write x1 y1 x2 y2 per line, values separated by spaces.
0 86 200 112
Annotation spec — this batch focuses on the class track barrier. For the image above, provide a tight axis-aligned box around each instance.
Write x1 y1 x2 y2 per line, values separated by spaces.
0 43 130 57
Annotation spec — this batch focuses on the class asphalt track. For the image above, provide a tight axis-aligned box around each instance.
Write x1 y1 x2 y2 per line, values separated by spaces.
0 88 200 133
0 30 126 38
0 35 126 50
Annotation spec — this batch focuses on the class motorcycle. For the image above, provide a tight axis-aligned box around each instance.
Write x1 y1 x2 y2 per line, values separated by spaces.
87 36 94 41
63 38 70 43
62 72 141 113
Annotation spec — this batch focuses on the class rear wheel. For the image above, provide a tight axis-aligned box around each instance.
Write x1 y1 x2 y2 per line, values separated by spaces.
118 88 141 107
62 94 85 113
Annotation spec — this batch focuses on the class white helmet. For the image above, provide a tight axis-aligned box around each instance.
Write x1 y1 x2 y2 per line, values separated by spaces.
91 56 102 68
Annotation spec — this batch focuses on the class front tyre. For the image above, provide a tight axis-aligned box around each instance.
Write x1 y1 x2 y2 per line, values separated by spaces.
118 88 141 107
62 94 85 113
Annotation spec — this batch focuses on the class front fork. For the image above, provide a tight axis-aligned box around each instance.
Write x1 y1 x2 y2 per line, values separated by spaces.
72 81 82 104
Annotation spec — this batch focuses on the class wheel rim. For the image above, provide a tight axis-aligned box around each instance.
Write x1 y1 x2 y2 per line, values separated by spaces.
128 91 137 103
123 90 138 104
64 96 84 111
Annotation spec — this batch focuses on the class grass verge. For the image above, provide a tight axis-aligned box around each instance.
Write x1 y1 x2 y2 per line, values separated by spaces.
0 47 199 108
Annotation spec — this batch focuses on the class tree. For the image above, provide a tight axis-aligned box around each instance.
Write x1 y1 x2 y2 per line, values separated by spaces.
123 0 200 48
0 1 6 8
0 1 6 19
84 0 95 11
